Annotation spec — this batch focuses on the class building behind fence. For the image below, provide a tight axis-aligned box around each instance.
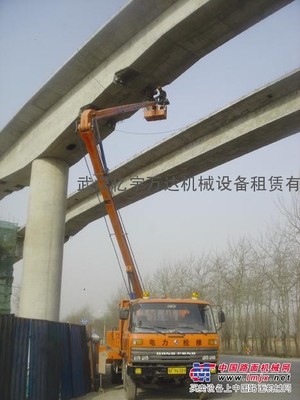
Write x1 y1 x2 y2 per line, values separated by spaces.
0 221 18 315
0 314 91 400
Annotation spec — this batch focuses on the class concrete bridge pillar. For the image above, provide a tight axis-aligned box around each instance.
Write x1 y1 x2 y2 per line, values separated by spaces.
19 158 69 321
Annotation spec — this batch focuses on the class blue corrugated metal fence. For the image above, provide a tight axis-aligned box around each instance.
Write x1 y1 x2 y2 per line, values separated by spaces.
0 315 91 400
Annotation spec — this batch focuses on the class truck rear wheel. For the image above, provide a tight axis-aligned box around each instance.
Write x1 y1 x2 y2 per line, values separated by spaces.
125 374 137 400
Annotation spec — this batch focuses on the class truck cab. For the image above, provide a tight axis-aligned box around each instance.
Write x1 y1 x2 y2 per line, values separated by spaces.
114 297 224 399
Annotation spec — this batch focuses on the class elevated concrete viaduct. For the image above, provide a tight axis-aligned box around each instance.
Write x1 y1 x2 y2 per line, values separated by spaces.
17 69 300 245
0 0 295 320
49 68 300 236
0 0 292 198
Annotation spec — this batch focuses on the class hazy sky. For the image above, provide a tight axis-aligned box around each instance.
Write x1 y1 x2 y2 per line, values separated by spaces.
0 1 299 319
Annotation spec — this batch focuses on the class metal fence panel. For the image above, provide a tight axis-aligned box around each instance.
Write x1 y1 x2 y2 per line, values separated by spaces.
60 323 73 400
0 314 14 400
69 324 91 397
10 317 30 400
0 315 91 400
29 319 65 400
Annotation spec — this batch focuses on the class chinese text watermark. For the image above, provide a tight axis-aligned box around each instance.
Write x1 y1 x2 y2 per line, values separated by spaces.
77 175 300 193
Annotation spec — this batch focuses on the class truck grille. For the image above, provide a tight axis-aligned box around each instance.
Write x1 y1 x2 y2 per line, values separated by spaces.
131 347 217 364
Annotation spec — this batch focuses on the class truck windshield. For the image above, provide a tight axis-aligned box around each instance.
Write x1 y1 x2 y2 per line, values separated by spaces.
131 302 216 333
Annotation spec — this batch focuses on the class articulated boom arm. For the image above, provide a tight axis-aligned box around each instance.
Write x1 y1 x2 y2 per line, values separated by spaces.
77 99 167 299
78 101 157 134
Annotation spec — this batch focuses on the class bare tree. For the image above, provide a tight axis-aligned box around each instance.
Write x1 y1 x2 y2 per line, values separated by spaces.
96 196 300 357
146 260 180 297
277 192 300 246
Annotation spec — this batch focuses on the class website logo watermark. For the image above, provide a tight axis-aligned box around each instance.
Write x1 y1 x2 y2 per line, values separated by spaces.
189 362 292 395
189 362 216 383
